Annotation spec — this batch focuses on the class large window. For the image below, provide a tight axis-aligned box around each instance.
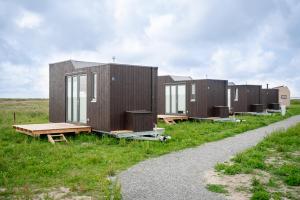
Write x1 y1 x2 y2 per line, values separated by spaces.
177 85 186 113
165 84 186 114
67 76 72 121
165 85 170 114
72 76 78 122
234 88 239 101
66 74 87 124
191 83 196 102
92 73 97 102
79 75 87 123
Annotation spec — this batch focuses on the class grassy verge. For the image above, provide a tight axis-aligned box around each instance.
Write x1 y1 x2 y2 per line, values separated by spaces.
209 122 300 200
0 99 300 199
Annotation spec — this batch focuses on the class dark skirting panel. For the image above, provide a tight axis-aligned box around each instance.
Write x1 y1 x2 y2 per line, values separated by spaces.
213 106 229 118
250 104 264 112
269 103 280 110
125 111 153 132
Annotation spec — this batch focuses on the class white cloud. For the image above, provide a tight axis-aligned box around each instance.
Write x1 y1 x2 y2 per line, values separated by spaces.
1 0 300 97
15 10 43 29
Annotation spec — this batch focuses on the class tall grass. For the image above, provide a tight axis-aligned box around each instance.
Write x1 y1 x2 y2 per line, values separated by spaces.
0 99 300 199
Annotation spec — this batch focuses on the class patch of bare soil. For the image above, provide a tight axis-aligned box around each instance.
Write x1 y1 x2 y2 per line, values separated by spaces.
33 187 92 200
204 170 252 200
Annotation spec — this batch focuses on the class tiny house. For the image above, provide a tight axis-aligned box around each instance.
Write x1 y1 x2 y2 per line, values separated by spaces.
49 60 157 132
273 86 290 107
261 88 279 110
158 75 229 118
228 85 263 113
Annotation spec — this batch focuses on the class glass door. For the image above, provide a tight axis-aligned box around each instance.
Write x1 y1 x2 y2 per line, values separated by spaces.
177 85 186 114
79 75 87 123
66 74 87 124
165 84 186 114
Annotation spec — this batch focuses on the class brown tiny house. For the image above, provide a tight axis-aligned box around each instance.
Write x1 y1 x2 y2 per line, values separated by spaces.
158 75 229 118
228 85 263 113
261 88 279 110
49 60 157 132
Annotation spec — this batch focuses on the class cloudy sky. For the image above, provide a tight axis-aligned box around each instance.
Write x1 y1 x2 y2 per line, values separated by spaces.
0 0 300 98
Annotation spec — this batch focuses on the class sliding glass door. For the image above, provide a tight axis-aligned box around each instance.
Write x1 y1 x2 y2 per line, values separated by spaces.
66 74 87 123
165 84 186 114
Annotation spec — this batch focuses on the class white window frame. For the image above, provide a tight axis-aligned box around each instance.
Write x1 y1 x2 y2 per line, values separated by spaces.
234 88 239 101
91 73 97 102
191 83 196 102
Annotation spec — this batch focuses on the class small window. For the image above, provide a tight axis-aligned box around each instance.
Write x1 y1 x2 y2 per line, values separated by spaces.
281 95 287 99
92 73 97 102
234 88 239 101
191 83 196 102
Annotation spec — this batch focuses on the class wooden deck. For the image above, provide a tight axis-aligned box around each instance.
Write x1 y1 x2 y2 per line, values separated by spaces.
13 123 92 137
158 115 189 124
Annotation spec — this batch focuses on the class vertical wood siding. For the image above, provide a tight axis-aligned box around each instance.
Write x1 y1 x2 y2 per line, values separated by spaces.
157 77 228 118
49 61 156 132
230 85 262 112
110 65 157 131
261 89 279 109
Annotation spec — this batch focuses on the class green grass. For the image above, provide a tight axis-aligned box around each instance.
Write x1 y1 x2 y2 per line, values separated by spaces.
1 99 300 199
211 114 300 199
206 184 228 194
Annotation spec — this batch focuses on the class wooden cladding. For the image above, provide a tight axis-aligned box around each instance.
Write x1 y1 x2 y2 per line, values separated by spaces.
49 60 157 132
157 76 229 118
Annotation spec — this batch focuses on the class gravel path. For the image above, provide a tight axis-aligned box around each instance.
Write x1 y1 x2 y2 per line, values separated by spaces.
119 115 300 200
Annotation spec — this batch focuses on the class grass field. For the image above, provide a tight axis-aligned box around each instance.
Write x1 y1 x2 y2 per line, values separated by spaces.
0 99 300 199
209 122 300 200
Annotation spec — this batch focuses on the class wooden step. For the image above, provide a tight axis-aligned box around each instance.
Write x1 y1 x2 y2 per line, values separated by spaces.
47 134 68 144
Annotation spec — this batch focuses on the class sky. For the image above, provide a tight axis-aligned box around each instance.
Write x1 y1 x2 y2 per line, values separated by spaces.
0 0 300 98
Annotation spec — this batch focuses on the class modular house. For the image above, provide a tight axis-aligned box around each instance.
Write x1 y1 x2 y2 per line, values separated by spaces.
261 88 279 110
273 86 290 107
49 60 157 132
158 75 229 118
228 85 263 113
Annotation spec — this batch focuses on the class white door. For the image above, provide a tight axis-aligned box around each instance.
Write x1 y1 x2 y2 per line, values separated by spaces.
227 88 231 109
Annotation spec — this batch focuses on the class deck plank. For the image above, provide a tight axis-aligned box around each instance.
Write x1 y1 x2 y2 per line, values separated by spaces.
13 123 91 136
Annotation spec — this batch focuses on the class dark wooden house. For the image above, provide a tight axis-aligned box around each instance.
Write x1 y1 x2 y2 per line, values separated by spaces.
158 75 229 118
49 60 157 132
228 85 264 113
261 88 279 110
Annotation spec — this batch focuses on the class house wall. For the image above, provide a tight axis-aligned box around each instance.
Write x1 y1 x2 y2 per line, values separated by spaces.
157 76 174 114
49 61 111 131
229 85 262 112
110 64 157 131
261 89 279 109
157 77 228 118
188 80 208 117
207 80 228 117
277 87 290 107
89 65 111 131
50 62 157 132
49 61 73 123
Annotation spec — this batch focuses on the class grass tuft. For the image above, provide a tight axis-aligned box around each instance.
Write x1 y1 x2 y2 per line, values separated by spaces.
206 184 228 194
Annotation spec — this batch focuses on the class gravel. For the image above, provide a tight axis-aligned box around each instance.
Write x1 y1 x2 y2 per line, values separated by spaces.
119 115 300 200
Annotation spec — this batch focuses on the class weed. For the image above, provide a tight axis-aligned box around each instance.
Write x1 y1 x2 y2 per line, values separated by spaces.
1 99 300 198
206 184 228 194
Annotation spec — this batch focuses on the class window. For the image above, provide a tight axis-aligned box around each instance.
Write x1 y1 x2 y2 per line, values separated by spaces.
191 83 196 102
66 76 72 121
165 85 170 113
92 73 97 102
234 88 239 101
281 95 287 99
